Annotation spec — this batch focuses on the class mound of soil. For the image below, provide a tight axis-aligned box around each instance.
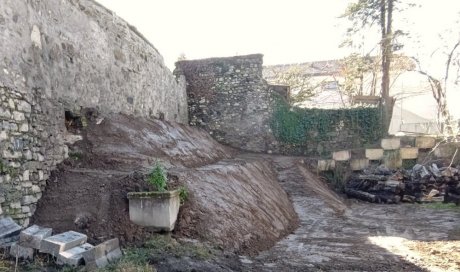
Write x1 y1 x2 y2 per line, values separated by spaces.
32 114 299 253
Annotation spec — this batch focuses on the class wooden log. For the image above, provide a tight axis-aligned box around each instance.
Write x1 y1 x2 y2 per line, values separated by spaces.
345 189 377 203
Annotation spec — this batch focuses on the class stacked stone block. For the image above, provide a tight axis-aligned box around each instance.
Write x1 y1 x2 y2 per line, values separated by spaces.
0 87 67 226
317 136 445 172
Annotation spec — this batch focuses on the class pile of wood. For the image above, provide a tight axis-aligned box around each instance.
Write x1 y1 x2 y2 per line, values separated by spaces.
345 164 460 205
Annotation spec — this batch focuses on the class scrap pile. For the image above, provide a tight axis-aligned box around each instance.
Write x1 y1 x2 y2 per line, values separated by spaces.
345 163 460 204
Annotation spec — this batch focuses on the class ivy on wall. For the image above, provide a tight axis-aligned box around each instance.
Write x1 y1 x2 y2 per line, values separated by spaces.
270 96 384 148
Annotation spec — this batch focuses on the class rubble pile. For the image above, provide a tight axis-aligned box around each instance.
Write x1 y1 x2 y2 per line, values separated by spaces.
345 163 460 204
0 218 122 269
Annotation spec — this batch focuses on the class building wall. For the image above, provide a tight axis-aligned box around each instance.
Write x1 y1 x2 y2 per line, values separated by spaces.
0 0 188 225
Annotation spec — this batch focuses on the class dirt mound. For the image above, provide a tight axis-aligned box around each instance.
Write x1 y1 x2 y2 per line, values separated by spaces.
32 114 298 253
175 158 298 254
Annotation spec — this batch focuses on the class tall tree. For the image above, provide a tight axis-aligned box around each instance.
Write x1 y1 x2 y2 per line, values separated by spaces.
342 0 398 133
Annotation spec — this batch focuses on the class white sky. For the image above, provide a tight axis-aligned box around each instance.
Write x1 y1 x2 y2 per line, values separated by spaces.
96 0 460 71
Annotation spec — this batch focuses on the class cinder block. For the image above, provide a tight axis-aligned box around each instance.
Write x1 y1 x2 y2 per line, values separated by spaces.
19 225 52 249
82 238 122 269
350 159 369 171
365 149 384 160
400 147 418 159
57 243 94 266
434 144 459 158
9 242 34 260
317 160 335 171
0 217 22 240
381 138 401 150
383 150 402 169
332 150 351 161
40 231 87 256
415 137 436 149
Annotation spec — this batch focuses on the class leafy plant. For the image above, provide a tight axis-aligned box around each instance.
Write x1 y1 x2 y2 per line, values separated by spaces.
178 186 189 204
148 162 167 192
270 94 384 156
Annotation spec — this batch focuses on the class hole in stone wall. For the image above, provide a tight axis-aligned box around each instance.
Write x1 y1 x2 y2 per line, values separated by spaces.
65 110 83 133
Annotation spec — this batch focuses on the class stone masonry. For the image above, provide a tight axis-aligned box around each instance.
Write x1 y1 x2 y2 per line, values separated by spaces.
0 0 187 123
0 87 66 226
174 54 279 152
0 0 189 225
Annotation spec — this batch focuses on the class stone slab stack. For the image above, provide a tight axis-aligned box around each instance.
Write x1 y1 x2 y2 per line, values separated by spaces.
0 221 122 269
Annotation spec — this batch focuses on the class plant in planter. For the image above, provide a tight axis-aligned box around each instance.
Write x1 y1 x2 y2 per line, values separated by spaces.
127 162 187 231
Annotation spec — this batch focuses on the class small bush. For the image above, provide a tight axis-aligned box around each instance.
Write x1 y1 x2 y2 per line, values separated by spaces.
178 186 189 204
148 162 167 192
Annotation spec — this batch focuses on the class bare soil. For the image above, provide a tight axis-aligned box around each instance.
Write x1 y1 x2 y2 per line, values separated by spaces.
30 115 460 271
32 114 298 253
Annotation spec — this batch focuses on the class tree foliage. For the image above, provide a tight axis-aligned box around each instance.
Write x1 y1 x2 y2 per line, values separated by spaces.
342 0 401 133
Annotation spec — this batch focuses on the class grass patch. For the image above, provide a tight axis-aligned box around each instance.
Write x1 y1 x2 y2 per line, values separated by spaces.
423 202 460 210
99 235 214 272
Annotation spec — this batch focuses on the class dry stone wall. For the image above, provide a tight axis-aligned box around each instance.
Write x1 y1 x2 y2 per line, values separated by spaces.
0 87 66 226
0 0 188 224
174 54 279 152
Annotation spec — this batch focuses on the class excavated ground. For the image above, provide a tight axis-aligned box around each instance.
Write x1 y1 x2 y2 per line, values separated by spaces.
30 114 460 271
32 114 298 253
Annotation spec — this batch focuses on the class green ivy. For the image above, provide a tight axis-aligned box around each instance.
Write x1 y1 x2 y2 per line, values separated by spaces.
270 95 384 149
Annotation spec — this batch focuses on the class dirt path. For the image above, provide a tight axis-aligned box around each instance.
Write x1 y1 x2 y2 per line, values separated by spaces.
240 156 460 272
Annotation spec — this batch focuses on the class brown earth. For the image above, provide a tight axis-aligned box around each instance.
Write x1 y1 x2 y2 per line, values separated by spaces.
31 114 298 253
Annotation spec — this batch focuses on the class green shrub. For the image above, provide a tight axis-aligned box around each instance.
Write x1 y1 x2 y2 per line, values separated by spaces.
178 186 189 204
148 162 167 192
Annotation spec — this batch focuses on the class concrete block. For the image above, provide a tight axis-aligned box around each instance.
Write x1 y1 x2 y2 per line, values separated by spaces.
350 159 369 171
82 238 122 269
365 149 384 160
332 150 351 161
381 138 401 150
415 137 436 149
40 231 87 256
19 225 52 249
317 160 335 171
400 147 418 159
128 191 181 230
434 144 459 158
383 150 402 169
57 243 94 266
0 217 22 241
9 242 34 260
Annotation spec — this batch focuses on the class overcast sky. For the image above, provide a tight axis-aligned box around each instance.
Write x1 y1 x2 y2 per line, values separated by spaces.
96 0 460 73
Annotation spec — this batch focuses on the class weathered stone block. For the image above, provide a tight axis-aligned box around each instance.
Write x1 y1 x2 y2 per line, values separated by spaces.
383 150 402 169
350 159 369 171
82 238 122 269
0 217 22 240
434 143 459 158
332 150 351 161
9 242 34 260
381 138 401 150
40 231 87 256
128 191 180 230
19 225 52 249
400 147 418 159
57 243 94 266
365 148 384 160
317 160 335 171
415 137 436 149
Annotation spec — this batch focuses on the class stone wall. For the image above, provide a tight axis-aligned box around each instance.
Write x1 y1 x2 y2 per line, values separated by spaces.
175 54 383 156
317 136 460 172
174 54 278 152
0 87 66 226
0 0 187 123
0 0 188 224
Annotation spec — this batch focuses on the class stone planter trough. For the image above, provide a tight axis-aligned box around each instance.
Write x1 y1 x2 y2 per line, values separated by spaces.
127 190 180 231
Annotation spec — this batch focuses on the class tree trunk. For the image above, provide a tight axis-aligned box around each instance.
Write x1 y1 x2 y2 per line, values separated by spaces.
380 0 394 135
